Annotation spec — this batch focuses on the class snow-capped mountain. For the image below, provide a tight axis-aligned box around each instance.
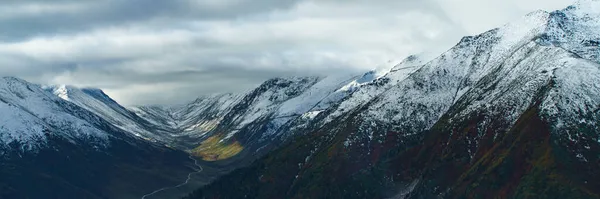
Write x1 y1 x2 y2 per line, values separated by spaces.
125 0 599 167
130 73 375 156
186 1 600 198
130 93 244 139
43 85 159 140
0 77 204 199
323 53 430 124
2 1 599 199
0 77 109 151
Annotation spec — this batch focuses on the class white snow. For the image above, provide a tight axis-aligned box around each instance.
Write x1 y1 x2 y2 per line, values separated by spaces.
544 0 600 63
337 67 391 93
359 9 550 132
278 73 361 117
51 85 70 101
326 54 430 125
541 58 600 133
45 85 152 139
332 4 600 148
0 102 47 150
0 77 109 151
301 111 323 120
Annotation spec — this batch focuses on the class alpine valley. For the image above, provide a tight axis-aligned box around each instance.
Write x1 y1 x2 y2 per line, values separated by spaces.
1 1 600 199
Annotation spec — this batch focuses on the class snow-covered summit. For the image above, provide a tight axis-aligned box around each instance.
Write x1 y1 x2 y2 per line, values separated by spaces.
322 2 600 151
323 54 432 124
44 85 158 140
0 77 110 151
542 0 600 63
337 67 391 93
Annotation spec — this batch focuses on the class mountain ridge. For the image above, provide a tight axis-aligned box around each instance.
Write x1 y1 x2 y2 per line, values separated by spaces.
183 3 600 198
1 2 599 198
0 77 207 199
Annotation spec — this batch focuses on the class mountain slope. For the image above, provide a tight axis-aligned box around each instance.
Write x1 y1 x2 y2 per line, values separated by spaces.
0 77 200 199
6 2 597 199
131 73 376 162
44 85 169 141
185 2 600 198
0 77 109 150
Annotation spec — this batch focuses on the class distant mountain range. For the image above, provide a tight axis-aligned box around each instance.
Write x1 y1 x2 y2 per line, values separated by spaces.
1 1 599 199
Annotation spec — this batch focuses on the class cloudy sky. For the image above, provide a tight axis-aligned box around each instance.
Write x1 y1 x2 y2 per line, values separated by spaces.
0 0 574 105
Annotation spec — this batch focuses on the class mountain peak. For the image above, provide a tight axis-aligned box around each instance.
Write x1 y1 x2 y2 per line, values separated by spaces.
43 84 114 103
49 85 71 101
541 1 600 63
0 78 111 150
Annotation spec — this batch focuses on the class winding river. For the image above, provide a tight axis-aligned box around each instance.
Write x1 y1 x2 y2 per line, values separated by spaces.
141 156 204 199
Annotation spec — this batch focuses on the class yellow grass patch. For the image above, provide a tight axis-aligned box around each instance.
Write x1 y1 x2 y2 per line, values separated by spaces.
191 135 243 161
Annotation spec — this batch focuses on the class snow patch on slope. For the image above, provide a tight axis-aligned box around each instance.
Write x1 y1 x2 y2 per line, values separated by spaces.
52 85 70 101
230 77 320 129
278 73 362 118
337 62 395 93
326 54 432 124
0 102 47 150
544 0 600 63
0 77 109 151
341 10 554 145
44 85 152 139
542 58 600 134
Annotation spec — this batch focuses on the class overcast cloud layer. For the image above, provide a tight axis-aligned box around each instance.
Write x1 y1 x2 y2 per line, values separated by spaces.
0 0 573 105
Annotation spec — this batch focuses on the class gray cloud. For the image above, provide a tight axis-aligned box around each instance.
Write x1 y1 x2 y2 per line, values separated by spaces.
0 0 574 105
0 0 302 40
